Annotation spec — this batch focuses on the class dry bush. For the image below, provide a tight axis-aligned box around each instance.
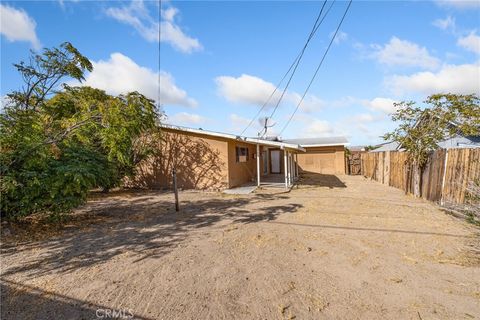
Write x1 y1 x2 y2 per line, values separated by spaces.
443 180 480 226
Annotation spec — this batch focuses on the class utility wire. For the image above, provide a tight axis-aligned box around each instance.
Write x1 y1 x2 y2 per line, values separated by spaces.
158 0 162 114
267 0 331 122
279 0 352 135
240 1 332 136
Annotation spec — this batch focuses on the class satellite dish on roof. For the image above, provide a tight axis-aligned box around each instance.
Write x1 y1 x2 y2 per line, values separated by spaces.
257 117 276 137
258 116 276 128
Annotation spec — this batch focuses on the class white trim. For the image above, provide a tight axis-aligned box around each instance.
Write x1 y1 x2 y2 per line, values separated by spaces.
256 144 261 187
161 124 305 152
301 142 350 147
162 124 238 140
246 138 305 152
295 153 299 179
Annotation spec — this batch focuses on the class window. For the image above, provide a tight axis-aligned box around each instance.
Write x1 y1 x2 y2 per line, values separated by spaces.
236 146 249 163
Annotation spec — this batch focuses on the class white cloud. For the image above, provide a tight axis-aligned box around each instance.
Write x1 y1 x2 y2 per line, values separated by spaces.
435 0 480 9
329 96 358 108
332 31 348 44
371 37 440 70
457 31 480 54
288 95 398 115
167 112 208 126
432 16 456 31
229 113 279 136
289 93 326 113
387 62 480 96
229 114 253 131
80 52 197 107
344 113 383 136
0 95 12 110
361 97 398 114
105 1 158 41
300 118 335 138
159 71 198 108
161 7 178 22
215 74 325 114
0 4 41 49
57 0 80 8
106 1 202 53
215 74 281 106
349 113 376 123
160 15 203 53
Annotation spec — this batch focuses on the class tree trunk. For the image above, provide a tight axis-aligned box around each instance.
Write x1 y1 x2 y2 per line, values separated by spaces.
412 162 421 198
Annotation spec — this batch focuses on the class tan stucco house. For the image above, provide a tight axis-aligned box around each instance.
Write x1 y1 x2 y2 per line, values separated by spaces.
129 124 348 190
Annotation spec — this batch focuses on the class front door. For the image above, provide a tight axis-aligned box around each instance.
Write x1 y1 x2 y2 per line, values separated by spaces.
270 150 281 173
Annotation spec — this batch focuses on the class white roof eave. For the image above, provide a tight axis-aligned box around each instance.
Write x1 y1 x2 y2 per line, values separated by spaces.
161 124 305 152
243 137 305 152
302 142 350 147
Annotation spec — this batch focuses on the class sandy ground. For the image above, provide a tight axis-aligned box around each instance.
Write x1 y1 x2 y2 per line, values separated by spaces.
1 174 479 320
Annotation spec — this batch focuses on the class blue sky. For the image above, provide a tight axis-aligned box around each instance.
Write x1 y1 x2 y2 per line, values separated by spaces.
1 0 479 145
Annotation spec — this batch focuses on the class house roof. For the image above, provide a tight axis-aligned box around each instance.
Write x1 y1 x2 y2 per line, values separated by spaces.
372 134 480 152
282 136 349 147
161 124 306 152
370 141 402 152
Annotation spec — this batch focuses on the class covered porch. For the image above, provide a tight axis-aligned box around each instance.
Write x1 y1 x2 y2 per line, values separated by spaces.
253 141 304 190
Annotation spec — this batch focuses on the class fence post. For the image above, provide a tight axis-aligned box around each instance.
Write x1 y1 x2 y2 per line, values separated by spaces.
440 149 449 206
173 168 179 212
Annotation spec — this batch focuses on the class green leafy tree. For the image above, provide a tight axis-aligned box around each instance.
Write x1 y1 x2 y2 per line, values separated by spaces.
1 43 159 218
383 93 480 196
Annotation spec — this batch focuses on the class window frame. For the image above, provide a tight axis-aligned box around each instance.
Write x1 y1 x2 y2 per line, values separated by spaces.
235 146 249 163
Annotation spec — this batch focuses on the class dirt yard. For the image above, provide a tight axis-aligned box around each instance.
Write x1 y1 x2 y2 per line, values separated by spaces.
1 174 479 320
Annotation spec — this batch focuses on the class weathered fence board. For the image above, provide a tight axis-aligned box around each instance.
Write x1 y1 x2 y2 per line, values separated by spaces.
442 148 480 205
361 148 480 205
388 151 408 191
421 149 445 202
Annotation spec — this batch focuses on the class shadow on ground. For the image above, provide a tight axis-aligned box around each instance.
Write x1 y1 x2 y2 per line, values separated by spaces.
0 279 154 320
296 172 347 189
0 192 303 279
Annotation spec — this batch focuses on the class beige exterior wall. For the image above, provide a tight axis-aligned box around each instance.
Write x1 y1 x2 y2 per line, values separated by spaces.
127 128 230 190
127 127 345 190
227 141 258 188
297 146 345 175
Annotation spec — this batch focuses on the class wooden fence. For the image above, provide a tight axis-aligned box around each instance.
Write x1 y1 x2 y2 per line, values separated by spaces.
346 152 362 175
361 148 480 205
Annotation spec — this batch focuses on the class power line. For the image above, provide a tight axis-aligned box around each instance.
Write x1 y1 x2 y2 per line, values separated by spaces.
158 0 162 113
240 1 332 136
267 0 332 122
279 0 352 135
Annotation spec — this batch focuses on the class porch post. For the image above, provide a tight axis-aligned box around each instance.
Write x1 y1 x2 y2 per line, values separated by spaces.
292 153 295 181
284 150 288 189
290 153 294 182
256 144 261 187
288 153 292 185
295 153 299 179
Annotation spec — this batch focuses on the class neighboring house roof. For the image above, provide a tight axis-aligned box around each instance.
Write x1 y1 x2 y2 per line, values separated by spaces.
370 141 402 152
371 134 480 152
282 136 349 147
161 124 306 152
412 112 480 149
437 134 480 149
348 145 366 152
